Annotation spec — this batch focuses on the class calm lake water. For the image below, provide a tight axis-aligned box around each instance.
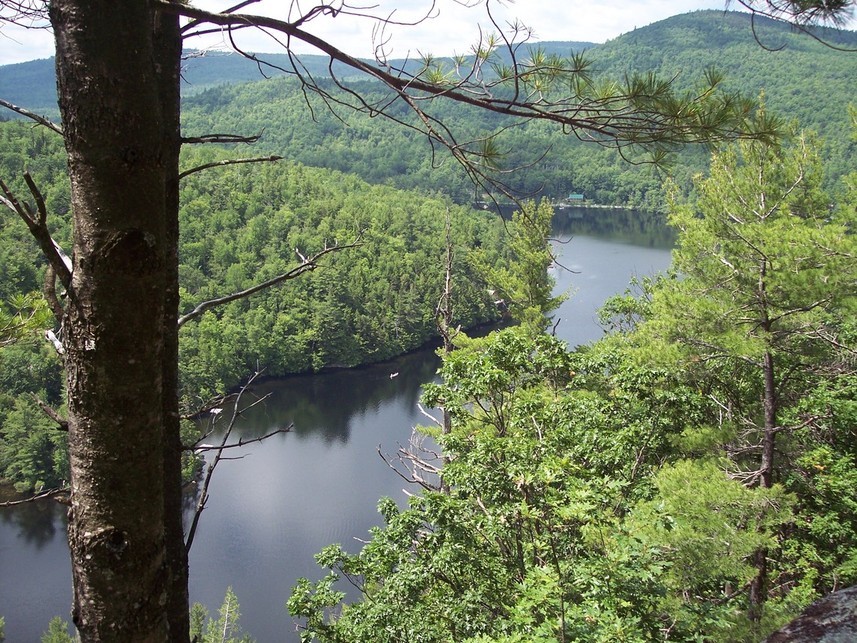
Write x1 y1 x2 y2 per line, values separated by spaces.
0 208 672 642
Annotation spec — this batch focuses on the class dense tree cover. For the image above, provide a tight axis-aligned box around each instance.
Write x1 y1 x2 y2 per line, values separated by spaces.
289 129 856 641
178 10 856 209
0 124 68 492
0 343 66 492
176 148 504 404
4 12 852 210
0 122 507 490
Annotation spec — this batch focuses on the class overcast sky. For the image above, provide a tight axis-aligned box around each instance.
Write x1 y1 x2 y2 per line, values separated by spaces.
0 0 853 65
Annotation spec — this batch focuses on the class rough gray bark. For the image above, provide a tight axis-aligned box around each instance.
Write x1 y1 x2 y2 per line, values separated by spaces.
49 0 186 639
153 8 190 641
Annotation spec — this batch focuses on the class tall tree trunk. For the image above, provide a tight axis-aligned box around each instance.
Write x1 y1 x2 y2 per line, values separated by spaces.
50 1 182 639
749 349 777 625
154 10 191 642
760 350 777 490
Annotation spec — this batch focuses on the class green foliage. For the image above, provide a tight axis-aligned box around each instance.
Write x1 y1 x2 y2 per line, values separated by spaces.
613 125 857 627
0 615 4 642
290 121 856 640
777 372 857 597
644 125 855 444
176 153 502 405
0 293 52 348
180 418 205 483
0 394 68 493
40 616 74 643
648 133 853 361
289 328 743 641
0 339 63 401
626 459 793 637
471 200 565 336
597 275 658 335
190 587 255 643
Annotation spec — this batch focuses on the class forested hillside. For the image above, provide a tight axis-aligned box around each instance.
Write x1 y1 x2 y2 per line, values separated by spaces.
175 148 505 404
0 120 507 492
3 11 854 208
589 10 857 185
179 10 857 208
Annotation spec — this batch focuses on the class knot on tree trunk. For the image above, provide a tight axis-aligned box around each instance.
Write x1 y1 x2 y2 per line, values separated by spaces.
85 229 163 276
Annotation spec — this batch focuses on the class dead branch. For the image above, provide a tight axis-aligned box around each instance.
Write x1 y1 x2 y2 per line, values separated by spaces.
180 393 236 421
1 174 73 290
416 402 442 428
179 154 284 179
0 486 69 507
190 424 291 452
180 132 263 145
378 444 441 492
377 425 445 492
0 0 50 25
177 240 359 327
32 394 69 431
186 370 281 553
0 98 63 135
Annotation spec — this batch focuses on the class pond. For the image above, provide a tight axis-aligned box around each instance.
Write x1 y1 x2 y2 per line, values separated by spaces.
0 207 673 642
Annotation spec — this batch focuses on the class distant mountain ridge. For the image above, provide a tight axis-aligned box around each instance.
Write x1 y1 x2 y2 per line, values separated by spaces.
1 9 854 115
1 10 854 207
0 40 596 115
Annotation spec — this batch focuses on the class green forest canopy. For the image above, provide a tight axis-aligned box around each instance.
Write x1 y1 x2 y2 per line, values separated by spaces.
289 126 857 643
2 11 855 208
0 120 511 491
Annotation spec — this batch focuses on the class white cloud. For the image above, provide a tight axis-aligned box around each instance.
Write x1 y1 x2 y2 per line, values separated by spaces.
1 1 853 65
0 23 54 65
0 1 733 65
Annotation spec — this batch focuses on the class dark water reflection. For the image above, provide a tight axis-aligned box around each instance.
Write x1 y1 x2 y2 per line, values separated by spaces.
0 493 67 549
236 350 440 445
0 209 673 642
553 206 676 248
